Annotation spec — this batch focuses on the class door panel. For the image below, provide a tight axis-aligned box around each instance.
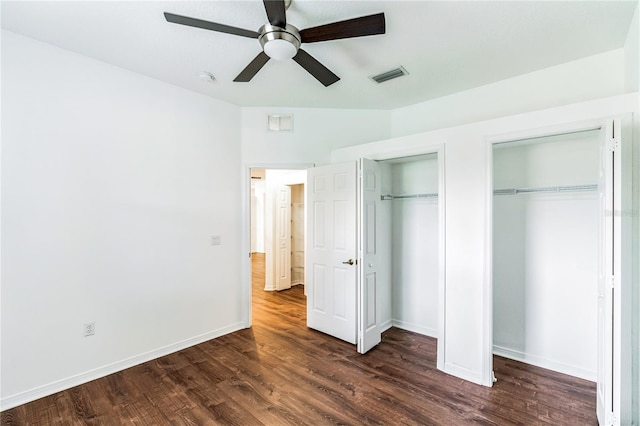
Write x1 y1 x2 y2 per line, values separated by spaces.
596 117 631 425
596 121 613 425
291 184 305 285
275 185 291 290
307 162 357 344
358 158 382 353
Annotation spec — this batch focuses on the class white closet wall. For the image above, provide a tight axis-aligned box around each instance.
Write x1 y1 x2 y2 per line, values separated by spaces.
250 178 266 253
383 156 440 337
493 131 600 380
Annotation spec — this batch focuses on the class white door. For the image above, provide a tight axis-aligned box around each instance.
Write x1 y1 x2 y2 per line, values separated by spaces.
358 158 382 353
275 184 292 290
596 120 614 426
306 162 357 344
596 118 631 426
291 184 305 286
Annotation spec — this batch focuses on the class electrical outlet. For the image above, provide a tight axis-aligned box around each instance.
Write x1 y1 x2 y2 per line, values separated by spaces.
211 235 221 246
84 322 95 337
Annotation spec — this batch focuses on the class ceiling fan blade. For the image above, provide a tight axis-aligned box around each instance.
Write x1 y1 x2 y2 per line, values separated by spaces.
234 52 271 82
164 12 259 39
263 0 287 27
293 49 339 87
300 13 385 43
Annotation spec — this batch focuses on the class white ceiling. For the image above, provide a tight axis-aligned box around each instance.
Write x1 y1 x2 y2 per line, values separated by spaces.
2 1 637 109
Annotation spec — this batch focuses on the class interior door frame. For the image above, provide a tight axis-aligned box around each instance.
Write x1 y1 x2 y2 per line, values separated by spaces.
484 115 632 421
241 163 314 328
357 146 446 367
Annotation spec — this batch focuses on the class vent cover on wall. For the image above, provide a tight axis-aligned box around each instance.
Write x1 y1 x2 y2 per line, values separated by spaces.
268 114 293 131
370 66 409 84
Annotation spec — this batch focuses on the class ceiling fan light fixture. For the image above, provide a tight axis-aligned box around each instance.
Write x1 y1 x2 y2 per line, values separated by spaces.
264 39 297 61
259 24 301 61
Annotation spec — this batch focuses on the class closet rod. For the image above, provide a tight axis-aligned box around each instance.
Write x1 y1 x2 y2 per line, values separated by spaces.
381 184 597 200
493 184 597 196
381 193 438 200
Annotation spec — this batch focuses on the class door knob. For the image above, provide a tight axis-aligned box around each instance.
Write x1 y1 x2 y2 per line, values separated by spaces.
342 259 355 265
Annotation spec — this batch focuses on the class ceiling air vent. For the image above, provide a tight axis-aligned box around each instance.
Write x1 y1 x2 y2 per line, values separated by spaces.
267 114 293 132
370 66 409 84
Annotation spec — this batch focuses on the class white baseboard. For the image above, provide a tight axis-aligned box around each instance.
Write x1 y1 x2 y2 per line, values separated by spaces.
493 345 596 382
380 319 393 332
0 322 246 411
391 319 438 338
442 361 484 385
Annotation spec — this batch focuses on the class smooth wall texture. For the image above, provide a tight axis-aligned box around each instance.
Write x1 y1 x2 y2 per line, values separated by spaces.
493 132 600 380
1 31 242 407
241 107 390 167
625 5 639 92
390 49 626 138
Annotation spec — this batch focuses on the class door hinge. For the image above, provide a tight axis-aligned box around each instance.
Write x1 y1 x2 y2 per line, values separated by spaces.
607 123 619 152
608 275 616 289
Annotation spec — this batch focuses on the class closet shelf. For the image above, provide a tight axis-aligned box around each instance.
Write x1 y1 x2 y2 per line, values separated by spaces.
381 193 438 200
493 184 598 196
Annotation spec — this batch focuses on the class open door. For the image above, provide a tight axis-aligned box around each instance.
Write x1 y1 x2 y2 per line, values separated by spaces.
306 160 384 353
596 120 614 425
275 184 292 290
358 158 382 353
306 162 358 344
596 118 631 426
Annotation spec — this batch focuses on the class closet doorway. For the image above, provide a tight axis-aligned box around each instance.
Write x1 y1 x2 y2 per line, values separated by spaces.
489 117 631 425
492 129 600 381
303 151 445 356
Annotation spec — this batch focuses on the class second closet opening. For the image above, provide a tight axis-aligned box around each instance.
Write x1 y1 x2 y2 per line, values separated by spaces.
492 129 600 382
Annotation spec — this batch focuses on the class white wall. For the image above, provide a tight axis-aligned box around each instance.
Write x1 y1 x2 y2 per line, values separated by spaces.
1 31 243 408
250 179 265 253
331 93 639 387
390 50 626 138
387 158 439 337
493 132 600 380
625 5 639 92
241 108 391 166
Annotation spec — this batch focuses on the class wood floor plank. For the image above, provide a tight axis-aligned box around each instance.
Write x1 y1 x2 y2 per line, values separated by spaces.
1 253 597 425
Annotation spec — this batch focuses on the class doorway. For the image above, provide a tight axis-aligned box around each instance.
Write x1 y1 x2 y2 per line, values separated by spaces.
250 168 307 293
488 117 632 425
492 129 600 380
304 150 445 356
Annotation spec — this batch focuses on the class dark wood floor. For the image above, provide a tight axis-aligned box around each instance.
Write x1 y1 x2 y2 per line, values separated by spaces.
2 253 597 425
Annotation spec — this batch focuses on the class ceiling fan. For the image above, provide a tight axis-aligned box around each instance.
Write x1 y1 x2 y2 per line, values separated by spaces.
164 0 385 87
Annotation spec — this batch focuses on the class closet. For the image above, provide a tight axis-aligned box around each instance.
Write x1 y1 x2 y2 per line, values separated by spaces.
379 154 440 338
492 130 600 381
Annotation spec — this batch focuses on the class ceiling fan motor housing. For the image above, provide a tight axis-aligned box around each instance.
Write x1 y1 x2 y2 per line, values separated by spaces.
259 24 301 60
